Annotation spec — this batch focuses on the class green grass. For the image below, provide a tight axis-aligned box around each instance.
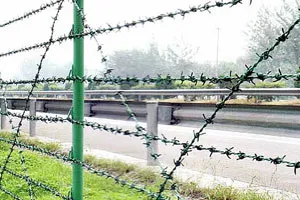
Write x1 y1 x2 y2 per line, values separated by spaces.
0 133 149 200
178 182 272 200
0 132 274 200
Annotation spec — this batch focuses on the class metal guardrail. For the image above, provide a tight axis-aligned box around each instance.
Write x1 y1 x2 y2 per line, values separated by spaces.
1 88 300 139
3 88 300 98
2 97 300 128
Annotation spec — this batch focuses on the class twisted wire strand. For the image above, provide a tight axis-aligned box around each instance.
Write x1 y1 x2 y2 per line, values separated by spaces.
0 0 64 28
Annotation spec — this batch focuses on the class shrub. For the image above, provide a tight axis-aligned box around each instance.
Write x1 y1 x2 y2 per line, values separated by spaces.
245 81 287 102
246 81 287 88
131 84 156 90
174 81 216 89
96 84 118 90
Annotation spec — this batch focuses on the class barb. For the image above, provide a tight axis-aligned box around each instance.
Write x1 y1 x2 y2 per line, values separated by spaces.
0 0 63 28
156 14 300 199
0 137 165 199
0 0 247 58
1 71 299 86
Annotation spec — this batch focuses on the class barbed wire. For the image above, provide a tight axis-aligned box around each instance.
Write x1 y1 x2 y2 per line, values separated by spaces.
0 166 70 199
0 0 299 199
0 136 166 199
0 86 36 199
0 0 248 58
2 109 300 174
0 0 64 28
155 13 300 199
0 186 22 200
0 1 66 199
117 92 183 199
0 71 299 87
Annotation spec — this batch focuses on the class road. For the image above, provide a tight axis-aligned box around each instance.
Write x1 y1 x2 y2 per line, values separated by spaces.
3 111 300 194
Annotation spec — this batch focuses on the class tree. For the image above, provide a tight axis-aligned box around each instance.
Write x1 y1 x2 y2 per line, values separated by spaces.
106 43 170 78
15 59 70 80
164 40 201 75
105 41 212 79
245 0 300 74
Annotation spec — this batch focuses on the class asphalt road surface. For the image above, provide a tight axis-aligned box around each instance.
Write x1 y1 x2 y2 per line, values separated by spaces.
4 111 300 194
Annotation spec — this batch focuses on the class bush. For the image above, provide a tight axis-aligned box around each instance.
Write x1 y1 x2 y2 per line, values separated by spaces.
96 85 118 90
155 80 177 89
246 81 287 88
245 81 287 102
131 84 157 90
174 81 216 89
48 83 64 91
119 80 139 90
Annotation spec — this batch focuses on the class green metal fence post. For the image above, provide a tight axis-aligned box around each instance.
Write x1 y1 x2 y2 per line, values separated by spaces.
72 0 84 199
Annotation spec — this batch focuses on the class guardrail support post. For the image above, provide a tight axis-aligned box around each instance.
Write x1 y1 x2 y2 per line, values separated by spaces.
0 98 7 130
29 99 36 137
158 105 172 124
84 103 92 117
146 102 159 166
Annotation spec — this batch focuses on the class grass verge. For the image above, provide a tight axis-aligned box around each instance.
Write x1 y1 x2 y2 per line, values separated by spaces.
0 132 274 200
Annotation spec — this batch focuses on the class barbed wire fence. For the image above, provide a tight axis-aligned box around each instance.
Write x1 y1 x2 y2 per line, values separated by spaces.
0 0 299 199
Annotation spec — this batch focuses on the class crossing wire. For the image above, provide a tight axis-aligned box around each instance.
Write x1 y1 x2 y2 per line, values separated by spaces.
0 0 299 199
0 136 165 199
0 1 66 199
0 86 36 199
116 92 183 199
155 13 300 199
0 166 70 199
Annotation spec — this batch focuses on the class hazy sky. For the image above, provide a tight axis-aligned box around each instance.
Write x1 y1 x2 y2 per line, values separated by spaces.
0 0 295 79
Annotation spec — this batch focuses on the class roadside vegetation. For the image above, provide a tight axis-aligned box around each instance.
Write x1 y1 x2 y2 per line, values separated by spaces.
0 132 274 200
